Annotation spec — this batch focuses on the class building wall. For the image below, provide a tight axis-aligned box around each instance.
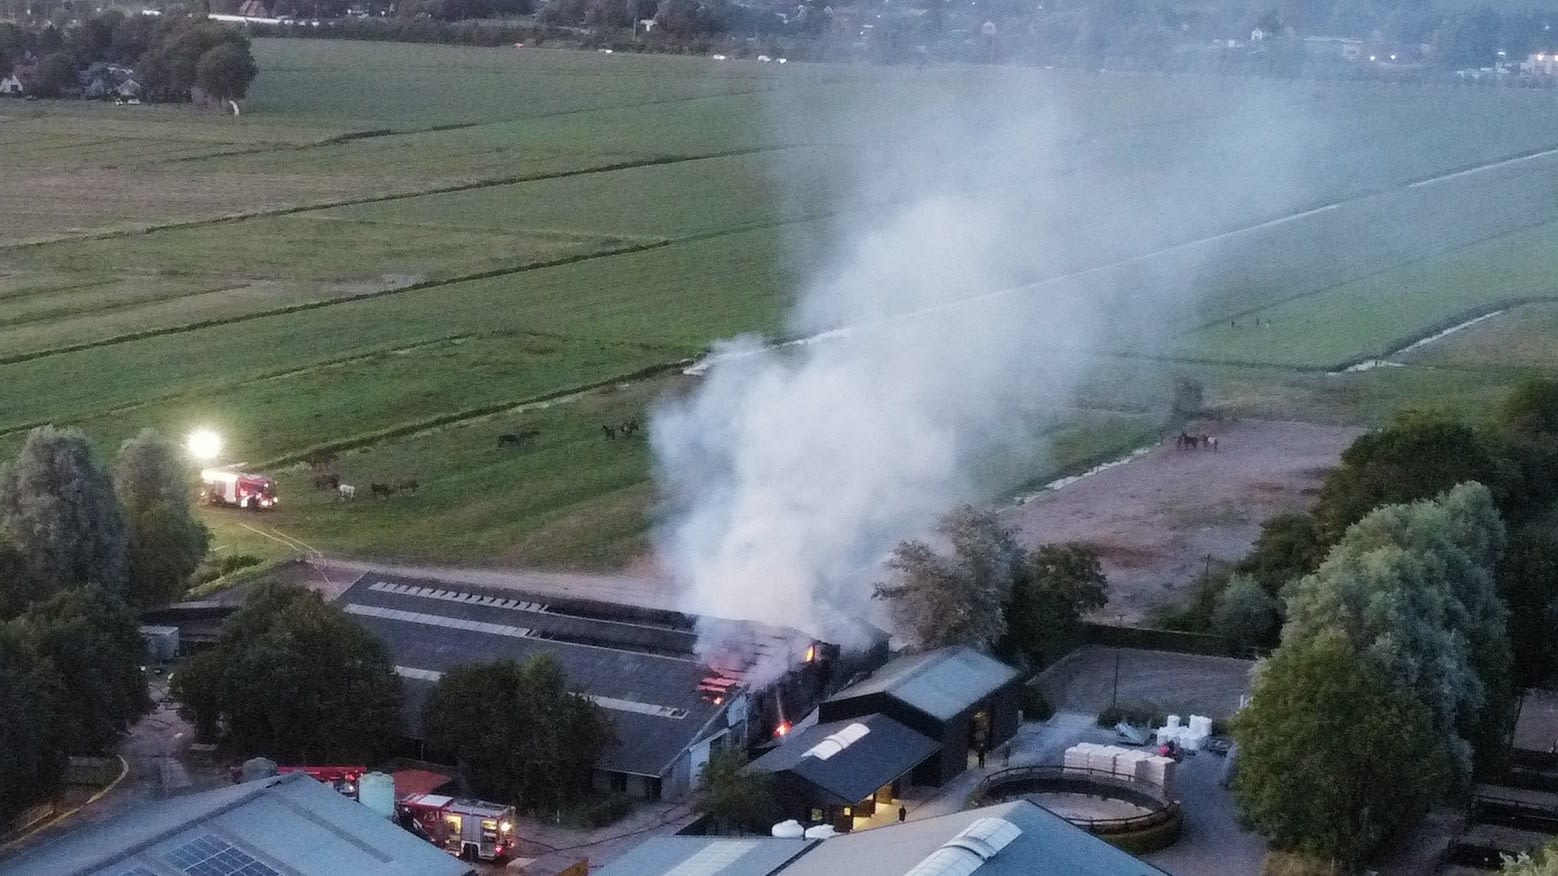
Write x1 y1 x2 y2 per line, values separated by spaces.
820 682 1021 787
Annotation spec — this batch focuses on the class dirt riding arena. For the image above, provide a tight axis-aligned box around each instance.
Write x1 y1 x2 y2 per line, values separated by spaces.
1007 419 1364 623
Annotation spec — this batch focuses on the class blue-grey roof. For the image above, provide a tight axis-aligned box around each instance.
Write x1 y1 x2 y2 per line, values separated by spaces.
748 714 940 805
770 800 1171 876
0 773 470 876
594 837 815 876
339 574 795 778
825 646 1019 722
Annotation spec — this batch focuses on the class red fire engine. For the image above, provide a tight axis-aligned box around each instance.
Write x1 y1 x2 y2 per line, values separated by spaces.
200 468 278 510
276 765 365 798
396 793 516 862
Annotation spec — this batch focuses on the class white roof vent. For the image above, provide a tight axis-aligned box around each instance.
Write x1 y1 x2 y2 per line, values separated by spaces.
804 722 871 761
902 818 1022 876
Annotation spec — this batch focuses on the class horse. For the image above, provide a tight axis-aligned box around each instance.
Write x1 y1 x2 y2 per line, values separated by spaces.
498 433 521 448
602 424 616 441
370 482 394 499
395 479 420 494
499 430 540 448
337 484 357 501
1207 435 1219 452
620 418 641 437
313 473 340 491
1176 431 1197 450
304 450 337 471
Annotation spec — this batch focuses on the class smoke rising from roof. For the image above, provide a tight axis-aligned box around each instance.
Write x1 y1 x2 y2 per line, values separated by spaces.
650 71 1313 649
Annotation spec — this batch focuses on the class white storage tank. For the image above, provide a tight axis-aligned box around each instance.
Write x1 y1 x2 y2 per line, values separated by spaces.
771 820 805 838
359 771 395 819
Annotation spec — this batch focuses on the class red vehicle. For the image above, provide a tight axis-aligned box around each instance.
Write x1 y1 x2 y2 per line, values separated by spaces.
396 793 516 862
200 468 278 510
277 765 366 798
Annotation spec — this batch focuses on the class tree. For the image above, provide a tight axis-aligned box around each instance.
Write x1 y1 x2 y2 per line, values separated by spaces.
1504 841 1558 875
172 583 401 763
194 42 257 102
874 505 1022 650
1211 573 1277 650
1313 411 1507 543
695 749 781 835
1283 483 1508 783
0 625 65 826
115 430 209 607
1498 378 1558 521
422 655 615 810
998 543 1107 669
31 50 76 98
1236 512 1326 595
1497 526 1558 689
9 586 151 754
0 426 127 603
1232 631 1448 870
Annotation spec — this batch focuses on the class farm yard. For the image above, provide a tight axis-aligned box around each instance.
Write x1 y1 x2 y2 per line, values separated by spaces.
5 39 1558 571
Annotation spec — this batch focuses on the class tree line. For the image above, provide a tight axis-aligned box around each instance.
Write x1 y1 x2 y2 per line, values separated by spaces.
0 427 209 825
0 13 258 103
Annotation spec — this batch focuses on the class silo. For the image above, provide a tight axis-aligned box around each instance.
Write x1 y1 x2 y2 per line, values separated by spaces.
359 771 396 819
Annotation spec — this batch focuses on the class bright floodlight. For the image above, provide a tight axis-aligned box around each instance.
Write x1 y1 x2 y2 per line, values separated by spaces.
186 429 223 461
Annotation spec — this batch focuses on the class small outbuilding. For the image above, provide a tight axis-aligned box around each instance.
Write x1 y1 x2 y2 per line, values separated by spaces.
819 646 1021 786
748 713 941 832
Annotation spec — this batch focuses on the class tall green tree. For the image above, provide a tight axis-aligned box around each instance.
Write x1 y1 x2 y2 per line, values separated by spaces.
1497 526 1558 689
193 42 257 102
1283 483 1508 783
173 583 401 763
875 505 1022 650
1233 631 1447 871
422 655 615 810
1211 573 1277 650
1236 512 1326 595
115 430 209 608
0 625 65 825
0 426 127 603
695 749 781 835
1312 411 1507 543
9 586 151 755
998 543 1107 669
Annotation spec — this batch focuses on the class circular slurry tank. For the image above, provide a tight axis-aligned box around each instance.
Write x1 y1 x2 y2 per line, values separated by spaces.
968 765 1182 852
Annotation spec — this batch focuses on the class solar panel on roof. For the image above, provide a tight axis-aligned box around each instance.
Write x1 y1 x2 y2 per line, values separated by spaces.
113 868 159 876
164 835 279 876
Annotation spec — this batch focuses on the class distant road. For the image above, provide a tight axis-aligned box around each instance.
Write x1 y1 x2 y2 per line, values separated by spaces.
309 558 682 610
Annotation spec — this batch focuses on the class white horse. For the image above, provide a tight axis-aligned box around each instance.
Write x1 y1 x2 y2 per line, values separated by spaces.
338 483 357 500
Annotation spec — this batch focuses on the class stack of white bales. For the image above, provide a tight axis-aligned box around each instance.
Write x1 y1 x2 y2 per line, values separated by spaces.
1060 743 1177 798
1155 714 1214 751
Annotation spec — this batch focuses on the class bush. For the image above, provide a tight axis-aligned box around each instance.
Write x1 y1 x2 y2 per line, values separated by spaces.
1261 852 1343 876
566 792 634 828
1017 683 1054 722
191 554 261 586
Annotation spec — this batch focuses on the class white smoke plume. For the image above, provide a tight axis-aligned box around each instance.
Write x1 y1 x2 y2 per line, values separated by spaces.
651 73 1312 654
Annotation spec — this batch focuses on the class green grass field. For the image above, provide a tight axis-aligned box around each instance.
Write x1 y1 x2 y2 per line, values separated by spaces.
5 39 1558 568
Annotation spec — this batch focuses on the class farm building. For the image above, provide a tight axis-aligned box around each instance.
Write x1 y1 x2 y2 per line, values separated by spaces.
337 573 876 802
748 713 941 832
0 74 22 95
597 800 1170 875
0 772 471 876
817 645 1021 787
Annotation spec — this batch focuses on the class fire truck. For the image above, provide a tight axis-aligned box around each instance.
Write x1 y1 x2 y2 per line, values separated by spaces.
396 794 516 862
200 468 278 510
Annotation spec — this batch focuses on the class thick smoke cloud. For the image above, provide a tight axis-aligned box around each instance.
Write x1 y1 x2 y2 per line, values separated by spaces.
651 73 1312 650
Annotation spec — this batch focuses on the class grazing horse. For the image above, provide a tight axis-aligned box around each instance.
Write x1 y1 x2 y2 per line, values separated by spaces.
498 433 521 448
313 473 340 491
396 478 420 494
305 451 337 471
1207 435 1219 452
602 424 616 440
337 484 357 501
370 482 393 499
499 430 540 448
1176 431 1197 450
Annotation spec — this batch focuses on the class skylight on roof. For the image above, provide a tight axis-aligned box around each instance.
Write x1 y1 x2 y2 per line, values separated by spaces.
901 817 1022 876
804 723 871 760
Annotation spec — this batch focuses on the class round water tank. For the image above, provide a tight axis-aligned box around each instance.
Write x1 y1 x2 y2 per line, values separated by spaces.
803 825 837 839
771 819 804 838
359 772 396 819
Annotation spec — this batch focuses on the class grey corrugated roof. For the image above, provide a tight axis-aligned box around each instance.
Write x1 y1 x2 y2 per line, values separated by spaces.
825 647 1019 722
0 773 471 876
594 837 815 876
340 574 731 778
770 800 1172 876
748 714 940 805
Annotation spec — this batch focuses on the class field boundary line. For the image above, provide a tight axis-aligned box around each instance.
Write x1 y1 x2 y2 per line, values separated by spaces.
253 358 690 469
0 146 789 252
0 240 679 368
